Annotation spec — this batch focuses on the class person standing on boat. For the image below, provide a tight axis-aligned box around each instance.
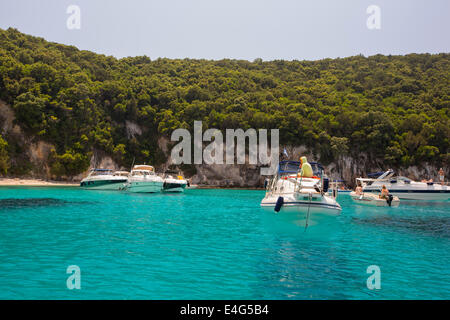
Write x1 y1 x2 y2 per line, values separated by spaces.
299 156 313 178
379 185 389 199
439 168 445 186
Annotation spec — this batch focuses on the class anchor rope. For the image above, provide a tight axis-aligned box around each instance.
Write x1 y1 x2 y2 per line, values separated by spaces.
305 192 312 231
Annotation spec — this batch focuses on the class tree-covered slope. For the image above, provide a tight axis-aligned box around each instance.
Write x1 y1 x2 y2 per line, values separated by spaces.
0 27 449 177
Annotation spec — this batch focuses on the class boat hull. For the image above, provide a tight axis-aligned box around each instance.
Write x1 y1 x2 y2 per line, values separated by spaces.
350 192 400 207
261 196 341 216
162 181 187 193
80 179 127 190
124 181 163 193
362 189 450 201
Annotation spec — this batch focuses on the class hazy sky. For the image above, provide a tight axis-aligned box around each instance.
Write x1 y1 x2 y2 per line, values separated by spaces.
0 0 449 61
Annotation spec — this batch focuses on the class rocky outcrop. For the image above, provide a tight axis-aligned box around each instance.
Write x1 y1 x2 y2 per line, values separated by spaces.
155 138 446 188
1 99 446 186
28 141 54 177
125 121 142 139
187 159 445 188
192 163 262 187
0 101 15 134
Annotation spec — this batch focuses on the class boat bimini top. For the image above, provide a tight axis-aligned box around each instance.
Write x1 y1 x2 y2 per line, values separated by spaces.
130 165 156 176
132 165 154 171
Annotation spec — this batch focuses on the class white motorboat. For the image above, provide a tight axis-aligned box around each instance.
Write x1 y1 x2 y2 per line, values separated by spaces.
162 171 188 192
261 161 341 217
358 170 450 201
80 169 128 190
350 191 400 207
122 165 163 193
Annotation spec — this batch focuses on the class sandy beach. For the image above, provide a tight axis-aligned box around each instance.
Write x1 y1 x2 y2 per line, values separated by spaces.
0 178 78 187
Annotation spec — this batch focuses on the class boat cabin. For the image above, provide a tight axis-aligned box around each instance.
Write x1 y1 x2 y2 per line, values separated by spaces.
130 165 156 176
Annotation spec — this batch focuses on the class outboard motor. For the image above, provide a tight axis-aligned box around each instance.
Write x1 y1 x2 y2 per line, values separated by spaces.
387 194 393 207
274 196 284 212
323 178 329 193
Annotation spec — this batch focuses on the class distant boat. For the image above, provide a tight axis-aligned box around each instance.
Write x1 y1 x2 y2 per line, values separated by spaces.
122 165 163 193
80 169 128 190
359 170 450 201
162 170 188 193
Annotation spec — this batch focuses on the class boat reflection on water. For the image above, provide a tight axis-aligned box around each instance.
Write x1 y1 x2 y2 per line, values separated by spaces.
260 207 343 240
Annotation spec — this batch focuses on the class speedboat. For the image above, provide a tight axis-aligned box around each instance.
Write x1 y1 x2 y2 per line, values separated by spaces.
350 191 400 207
162 171 188 192
80 169 128 190
261 161 341 217
358 170 450 201
122 165 163 193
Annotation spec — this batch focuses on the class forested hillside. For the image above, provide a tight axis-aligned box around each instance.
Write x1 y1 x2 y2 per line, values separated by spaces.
0 27 449 178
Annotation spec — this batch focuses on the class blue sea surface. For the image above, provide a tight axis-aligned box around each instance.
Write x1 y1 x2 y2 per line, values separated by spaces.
0 187 448 299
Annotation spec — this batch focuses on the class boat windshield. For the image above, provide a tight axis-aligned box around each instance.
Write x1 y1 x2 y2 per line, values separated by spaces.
132 170 154 176
113 171 129 177
90 169 113 176
278 160 324 177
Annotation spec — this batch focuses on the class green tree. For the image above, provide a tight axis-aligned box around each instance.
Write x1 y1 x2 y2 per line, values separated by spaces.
0 135 10 175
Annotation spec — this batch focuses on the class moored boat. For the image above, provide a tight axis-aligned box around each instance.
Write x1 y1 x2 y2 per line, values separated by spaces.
162 171 188 192
122 165 163 193
359 170 450 201
80 169 128 190
350 191 400 207
260 160 341 218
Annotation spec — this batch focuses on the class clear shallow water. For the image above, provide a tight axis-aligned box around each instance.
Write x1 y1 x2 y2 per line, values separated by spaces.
0 187 448 300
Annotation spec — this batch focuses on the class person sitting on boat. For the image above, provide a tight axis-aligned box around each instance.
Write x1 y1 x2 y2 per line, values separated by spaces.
299 156 313 178
379 185 389 199
355 183 363 195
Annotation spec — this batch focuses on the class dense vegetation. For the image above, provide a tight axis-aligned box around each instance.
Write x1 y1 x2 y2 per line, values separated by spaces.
0 27 449 177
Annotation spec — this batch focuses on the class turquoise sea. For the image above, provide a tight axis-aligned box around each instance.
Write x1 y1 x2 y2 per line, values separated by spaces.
0 187 448 299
